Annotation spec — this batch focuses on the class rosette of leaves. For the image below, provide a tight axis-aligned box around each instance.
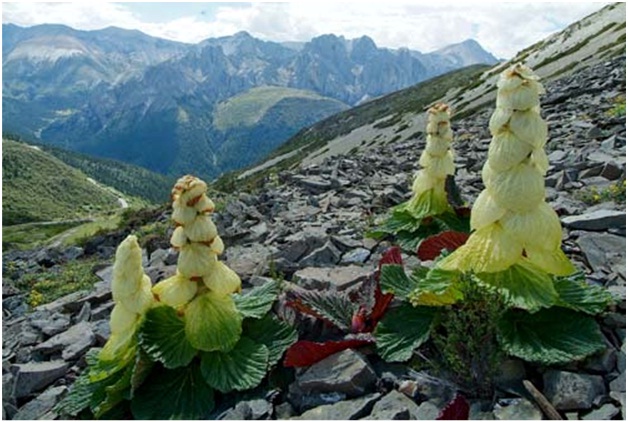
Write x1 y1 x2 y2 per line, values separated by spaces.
282 249 397 367
368 103 470 252
374 65 613 395
57 175 296 420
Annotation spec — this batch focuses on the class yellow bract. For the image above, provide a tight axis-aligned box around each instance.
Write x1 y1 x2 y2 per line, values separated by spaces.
406 103 455 217
438 63 575 276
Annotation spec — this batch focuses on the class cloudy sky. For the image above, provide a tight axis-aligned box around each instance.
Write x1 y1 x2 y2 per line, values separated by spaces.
2 2 609 59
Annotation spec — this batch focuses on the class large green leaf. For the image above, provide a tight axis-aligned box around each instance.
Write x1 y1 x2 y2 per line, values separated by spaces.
93 364 133 418
475 260 558 312
497 308 606 365
294 290 357 331
200 337 269 393
131 363 215 420
185 291 242 352
409 268 463 306
244 314 298 366
554 273 613 315
139 306 197 369
374 303 437 362
233 280 281 319
380 264 415 298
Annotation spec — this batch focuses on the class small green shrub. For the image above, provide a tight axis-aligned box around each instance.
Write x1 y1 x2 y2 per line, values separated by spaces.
576 180 626 204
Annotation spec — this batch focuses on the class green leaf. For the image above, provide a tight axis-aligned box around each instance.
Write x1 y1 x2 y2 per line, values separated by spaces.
233 280 281 319
185 291 242 352
409 268 463 306
130 350 154 397
93 364 133 418
139 306 197 369
244 314 298 366
497 308 606 365
374 303 437 362
295 290 357 331
131 363 215 420
555 272 613 315
54 371 98 417
200 337 269 393
380 264 415 298
475 260 558 312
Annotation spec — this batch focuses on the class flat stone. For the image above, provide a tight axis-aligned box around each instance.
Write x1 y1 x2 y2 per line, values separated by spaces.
90 319 111 345
341 248 371 264
32 313 71 337
299 241 342 267
35 291 88 313
293 265 372 291
298 349 377 397
601 162 624 180
610 370 626 392
582 403 620 420
548 150 568 163
562 210 626 231
11 361 68 398
13 386 66 420
494 399 542 420
365 390 422 420
91 302 115 321
224 244 276 278
543 370 606 410
583 348 617 374
576 232 626 271
415 401 441 420
33 322 95 361
295 393 380 420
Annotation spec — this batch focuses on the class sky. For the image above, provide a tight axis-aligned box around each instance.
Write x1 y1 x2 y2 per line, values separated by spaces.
2 2 610 59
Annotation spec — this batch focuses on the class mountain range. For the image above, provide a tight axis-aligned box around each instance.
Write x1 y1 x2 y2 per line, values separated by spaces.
2 24 498 178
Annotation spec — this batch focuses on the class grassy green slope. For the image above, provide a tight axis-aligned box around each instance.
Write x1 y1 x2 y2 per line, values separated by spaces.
213 86 347 131
40 144 174 204
2 139 121 225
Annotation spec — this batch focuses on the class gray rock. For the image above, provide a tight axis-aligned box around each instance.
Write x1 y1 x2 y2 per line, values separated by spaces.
586 126 604 139
220 399 272 420
274 402 295 419
415 401 441 420
601 161 624 180
33 322 95 361
62 246 84 261
494 399 542 420
225 244 276 278
295 393 380 420
548 150 568 163
277 230 327 263
341 248 371 264
407 371 456 406
91 302 115 321
610 370 626 392
610 391 625 419
582 403 620 420
562 210 626 231
36 290 88 313
13 386 66 420
543 370 606 410
90 319 111 345
366 390 421 420
11 361 68 398
299 177 334 193
576 232 626 271
583 348 617 374
299 241 342 267
76 301 91 323
293 265 371 291
298 349 377 397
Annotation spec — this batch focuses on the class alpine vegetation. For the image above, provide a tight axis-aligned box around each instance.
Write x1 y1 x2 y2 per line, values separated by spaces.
56 175 296 419
374 63 611 396
438 64 575 276
368 103 469 252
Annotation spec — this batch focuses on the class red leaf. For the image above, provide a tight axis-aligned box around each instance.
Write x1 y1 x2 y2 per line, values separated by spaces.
437 394 470 420
417 231 470 261
283 339 373 367
376 246 403 282
370 289 394 325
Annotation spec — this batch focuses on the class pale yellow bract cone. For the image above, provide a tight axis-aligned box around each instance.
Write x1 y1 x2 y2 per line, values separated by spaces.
101 235 153 361
439 64 575 276
406 103 455 217
152 175 242 309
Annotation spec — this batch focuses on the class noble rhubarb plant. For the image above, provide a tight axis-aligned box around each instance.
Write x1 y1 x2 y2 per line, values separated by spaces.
57 175 296 419
369 103 470 252
374 64 612 395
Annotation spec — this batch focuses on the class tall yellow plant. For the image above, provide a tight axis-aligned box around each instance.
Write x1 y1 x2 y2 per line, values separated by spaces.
439 64 574 276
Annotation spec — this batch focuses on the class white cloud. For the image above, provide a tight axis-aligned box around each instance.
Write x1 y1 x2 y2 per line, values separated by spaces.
2 2 608 58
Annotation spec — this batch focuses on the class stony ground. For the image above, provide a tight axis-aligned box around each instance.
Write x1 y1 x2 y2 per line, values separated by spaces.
2 56 625 420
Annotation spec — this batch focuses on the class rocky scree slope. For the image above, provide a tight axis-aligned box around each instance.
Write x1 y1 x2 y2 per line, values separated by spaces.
1 56 626 420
